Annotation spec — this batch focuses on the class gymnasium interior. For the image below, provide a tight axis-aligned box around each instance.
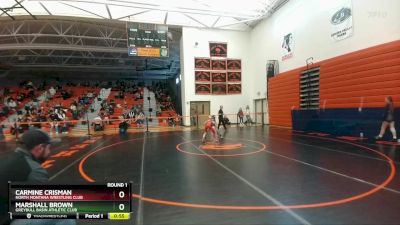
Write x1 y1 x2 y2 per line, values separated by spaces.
0 0 399 224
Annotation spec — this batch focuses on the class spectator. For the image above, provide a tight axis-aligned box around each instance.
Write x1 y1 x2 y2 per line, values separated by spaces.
93 116 104 131
218 105 226 130
119 119 129 134
0 129 76 225
375 96 397 141
245 105 252 126
136 111 145 128
238 107 244 126
49 86 56 97
7 98 17 109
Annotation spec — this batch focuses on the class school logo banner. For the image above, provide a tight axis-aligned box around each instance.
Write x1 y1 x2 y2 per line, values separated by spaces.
281 33 294 61
330 0 353 41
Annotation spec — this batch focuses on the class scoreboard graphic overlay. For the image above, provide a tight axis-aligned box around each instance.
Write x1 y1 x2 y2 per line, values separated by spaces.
9 183 132 221
127 23 169 57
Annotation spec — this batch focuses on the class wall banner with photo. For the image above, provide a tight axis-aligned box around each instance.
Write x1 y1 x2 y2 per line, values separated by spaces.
195 83 211 94
227 59 241 70
227 84 241 94
212 84 227 95
195 71 211 82
209 42 227 57
211 72 227 83
194 58 211 69
227 72 241 82
211 59 227 70
281 32 294 61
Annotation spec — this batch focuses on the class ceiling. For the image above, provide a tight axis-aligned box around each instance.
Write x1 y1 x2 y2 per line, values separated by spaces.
0 0 288 31
0 0 288 80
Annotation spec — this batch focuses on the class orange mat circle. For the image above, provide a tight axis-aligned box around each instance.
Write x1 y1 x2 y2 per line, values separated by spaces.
176 139 266 157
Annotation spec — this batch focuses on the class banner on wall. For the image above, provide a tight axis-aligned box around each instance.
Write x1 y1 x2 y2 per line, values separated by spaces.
209 42 227 57
211 59 227 70
227 59 241 70
330 0 353 41
194 58 211 69
211 72 227 83
227 84 241 94
195 83 211 94
227 72 241 82
212 84 227 95
195 71 211 82
281 32 294 61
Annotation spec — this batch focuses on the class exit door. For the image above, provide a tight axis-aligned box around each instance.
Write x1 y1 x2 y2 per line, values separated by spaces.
190 101 210 126
254 99 268 125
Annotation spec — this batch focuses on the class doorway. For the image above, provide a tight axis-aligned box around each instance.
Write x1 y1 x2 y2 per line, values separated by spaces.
190 101 210 126
254 99 268 125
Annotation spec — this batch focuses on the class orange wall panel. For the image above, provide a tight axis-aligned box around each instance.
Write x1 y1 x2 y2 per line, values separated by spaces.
268 40 400 127
268 70 300 127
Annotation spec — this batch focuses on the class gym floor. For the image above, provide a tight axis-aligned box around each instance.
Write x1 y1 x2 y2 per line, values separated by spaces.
1 126 400 225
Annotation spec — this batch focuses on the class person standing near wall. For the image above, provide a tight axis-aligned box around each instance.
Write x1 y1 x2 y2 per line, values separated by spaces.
238 107 244 126
245 105 252 126
375 96 397 141
218 105 226 130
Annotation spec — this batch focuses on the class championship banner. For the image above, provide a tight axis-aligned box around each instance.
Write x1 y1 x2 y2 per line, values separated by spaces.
227 84 241 94
330 0 353 41
195 83 211 94
195 71 211 82
209 42 227 57
281 32 294 61
212 84 227 95
211 59 227 70
211 72 227 83
194 58 211 69
227 59 241 70
227 72 241 82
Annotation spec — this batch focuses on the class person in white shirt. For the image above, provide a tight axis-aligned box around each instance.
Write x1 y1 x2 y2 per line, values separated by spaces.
87 92 93 98
49 87 56 97
245 105 252 126
8 99 17 109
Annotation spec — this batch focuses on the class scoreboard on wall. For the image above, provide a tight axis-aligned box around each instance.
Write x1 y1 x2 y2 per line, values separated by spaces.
127 23 169 57
8 183 132 221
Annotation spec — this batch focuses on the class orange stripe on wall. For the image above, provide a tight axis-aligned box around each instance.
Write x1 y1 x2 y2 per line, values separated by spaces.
268 40 400 128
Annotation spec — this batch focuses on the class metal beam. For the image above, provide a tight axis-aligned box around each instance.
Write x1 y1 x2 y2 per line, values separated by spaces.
115 9 152 20
0 8 16 20
164 12 168 24
60 2 108 19
105 4 112 19
15 0 37 20
0 44 127 53
183 13 208 28
39 2 52 15
0 34 126 41
0 0 25 17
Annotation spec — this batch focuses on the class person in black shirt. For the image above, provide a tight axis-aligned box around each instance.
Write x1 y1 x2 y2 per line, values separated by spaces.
375 96 397 141
218 105 226 130
0 129 76 225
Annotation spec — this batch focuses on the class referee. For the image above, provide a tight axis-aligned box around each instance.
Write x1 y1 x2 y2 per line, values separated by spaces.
218 105 226 130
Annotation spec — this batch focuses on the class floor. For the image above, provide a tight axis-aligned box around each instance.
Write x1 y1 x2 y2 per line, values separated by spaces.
1 126 400 225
